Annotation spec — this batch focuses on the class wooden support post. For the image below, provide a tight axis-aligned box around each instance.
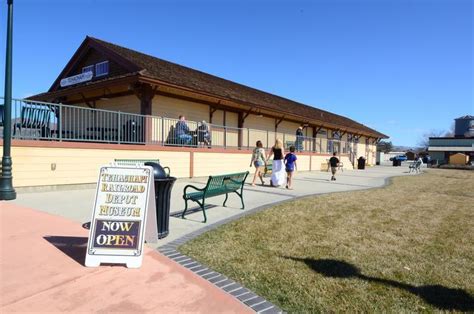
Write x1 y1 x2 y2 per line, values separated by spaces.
209 106 217 123
313 126 322 152
134 84 156 143
274 116 284 132
238 112 244 149
223 110 227 149
80 93 96 109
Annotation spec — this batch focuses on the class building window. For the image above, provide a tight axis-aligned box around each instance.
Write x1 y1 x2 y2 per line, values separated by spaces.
82 65 94 74
95 61 109 77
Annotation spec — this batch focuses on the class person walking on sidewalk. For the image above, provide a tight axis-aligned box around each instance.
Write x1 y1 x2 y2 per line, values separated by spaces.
250 140 267 186
329 152 340 181
267 139 286 187
284 146 298 189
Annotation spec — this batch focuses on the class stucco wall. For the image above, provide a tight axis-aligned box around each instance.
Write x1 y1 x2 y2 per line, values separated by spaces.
3 144 357 187
5 146 189 187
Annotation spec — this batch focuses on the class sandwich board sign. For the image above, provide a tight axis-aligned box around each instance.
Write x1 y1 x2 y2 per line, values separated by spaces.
85 165 158 268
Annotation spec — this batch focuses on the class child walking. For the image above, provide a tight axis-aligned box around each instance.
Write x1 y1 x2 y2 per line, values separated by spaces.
284 146 297 189
250 140 267 186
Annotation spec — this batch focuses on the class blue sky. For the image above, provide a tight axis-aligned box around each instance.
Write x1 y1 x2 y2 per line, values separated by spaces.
0 0 472 146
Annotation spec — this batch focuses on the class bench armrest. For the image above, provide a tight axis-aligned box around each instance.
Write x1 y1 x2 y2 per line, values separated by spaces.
183 184 206 195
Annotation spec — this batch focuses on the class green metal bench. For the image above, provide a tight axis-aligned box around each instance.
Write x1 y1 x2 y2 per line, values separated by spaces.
114 159 170 176
182 171 249 223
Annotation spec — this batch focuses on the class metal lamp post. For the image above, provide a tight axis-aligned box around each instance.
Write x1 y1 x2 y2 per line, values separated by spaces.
0 0 17 200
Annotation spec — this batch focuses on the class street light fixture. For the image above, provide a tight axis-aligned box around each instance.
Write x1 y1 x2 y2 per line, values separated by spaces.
0 0 17 200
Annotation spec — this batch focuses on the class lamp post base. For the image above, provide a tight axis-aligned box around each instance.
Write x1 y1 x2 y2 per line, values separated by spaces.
0 177 16 200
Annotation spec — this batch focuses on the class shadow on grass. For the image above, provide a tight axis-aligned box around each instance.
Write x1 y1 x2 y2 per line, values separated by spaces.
44 236 88 266
283 257 474 311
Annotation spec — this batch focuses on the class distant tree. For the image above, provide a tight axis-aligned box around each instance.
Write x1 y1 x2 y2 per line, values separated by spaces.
377 140 393 153
444 122 455 137
418 129 445 149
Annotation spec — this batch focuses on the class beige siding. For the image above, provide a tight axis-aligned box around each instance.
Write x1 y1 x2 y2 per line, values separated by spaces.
316 128 328 138
278 121 300 137
152 95 209 122
225 111 239 128
244 114 274 131
4 144 359 187
311 155 353 171
311 155 330 171
297 155 310 171
212 110 224 125
193 152 249 177
95 95 140 114
226 128 239 148
249 129 269 149
7 146 189 187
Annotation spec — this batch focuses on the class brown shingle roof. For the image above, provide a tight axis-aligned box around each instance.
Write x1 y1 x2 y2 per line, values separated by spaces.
37 36 388 138
89 37 387 138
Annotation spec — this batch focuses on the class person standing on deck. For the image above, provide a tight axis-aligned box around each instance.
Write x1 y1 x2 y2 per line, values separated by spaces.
295 126 304 152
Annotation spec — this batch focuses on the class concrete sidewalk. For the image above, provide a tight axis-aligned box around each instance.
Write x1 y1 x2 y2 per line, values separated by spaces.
1 165 413 313
11 165 412 247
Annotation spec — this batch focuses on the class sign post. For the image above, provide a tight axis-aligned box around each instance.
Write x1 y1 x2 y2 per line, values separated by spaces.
85 165 157 268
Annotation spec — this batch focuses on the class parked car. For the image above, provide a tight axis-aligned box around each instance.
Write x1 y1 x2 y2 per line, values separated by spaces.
389 155 407 161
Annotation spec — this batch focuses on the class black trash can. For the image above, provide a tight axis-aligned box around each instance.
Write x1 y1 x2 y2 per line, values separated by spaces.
145 162 176 239
357 157 366 170
392 158 399 167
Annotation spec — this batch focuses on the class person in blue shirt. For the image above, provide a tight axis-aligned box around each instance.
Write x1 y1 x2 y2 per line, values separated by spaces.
175 115 192 144
295 126 304 152
284 146 298 189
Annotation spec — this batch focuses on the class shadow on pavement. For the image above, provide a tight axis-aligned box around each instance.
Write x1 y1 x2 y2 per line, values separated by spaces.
170 204 218 217
44 236 88 266
283 257 474 311
297 178 372 188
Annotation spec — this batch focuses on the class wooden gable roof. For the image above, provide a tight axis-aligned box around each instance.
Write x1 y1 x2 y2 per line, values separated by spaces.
34 36 388 138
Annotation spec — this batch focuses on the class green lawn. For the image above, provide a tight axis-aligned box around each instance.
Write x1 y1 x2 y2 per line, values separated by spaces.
180 169 474 312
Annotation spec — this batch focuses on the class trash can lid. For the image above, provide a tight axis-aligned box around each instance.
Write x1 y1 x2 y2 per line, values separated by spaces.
145 162 168 179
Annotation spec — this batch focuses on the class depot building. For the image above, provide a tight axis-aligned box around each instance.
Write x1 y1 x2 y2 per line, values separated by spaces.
3 36 388 187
